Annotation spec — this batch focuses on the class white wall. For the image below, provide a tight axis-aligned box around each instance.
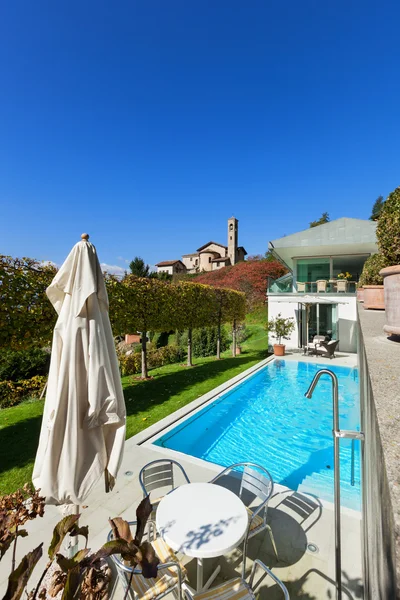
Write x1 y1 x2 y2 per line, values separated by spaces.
157 265 173 275
267 295 357 353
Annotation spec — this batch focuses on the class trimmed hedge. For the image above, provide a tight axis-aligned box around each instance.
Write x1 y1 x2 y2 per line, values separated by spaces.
376 186 400 266
359 253 389 287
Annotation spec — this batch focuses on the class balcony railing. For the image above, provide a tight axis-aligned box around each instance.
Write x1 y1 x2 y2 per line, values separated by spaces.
268 274 358 294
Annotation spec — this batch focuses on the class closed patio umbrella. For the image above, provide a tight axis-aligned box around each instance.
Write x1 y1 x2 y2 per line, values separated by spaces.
33 234 126 507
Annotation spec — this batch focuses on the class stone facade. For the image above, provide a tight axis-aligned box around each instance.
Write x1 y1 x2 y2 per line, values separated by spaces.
159 217 246 274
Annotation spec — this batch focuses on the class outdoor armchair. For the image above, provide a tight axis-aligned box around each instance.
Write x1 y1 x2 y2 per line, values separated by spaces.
107 519 186 600
316 280 327 293
336 280 348 292
313 339 339 359
296 281 306 292
183 559 289 600
210 462 277 577
139 459 191 516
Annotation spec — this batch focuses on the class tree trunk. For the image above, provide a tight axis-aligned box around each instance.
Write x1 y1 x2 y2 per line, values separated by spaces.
141 331 148 379
187 328 193 367
217 321 221 359
232 320 237 357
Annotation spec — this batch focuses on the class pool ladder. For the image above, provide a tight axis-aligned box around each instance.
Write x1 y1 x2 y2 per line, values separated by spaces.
305 369 365 600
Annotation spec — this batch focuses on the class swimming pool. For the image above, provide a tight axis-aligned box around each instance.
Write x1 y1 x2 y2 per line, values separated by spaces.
153 359 361 511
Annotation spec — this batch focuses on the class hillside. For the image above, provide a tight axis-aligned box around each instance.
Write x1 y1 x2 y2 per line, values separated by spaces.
194 258 287 308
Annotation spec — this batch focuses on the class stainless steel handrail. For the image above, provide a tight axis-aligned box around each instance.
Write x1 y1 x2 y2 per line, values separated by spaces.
305 369 365 600
351 438 355 487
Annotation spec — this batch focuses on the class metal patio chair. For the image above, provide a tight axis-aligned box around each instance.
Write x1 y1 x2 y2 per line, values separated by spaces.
139 459 191 515
210 462 278 577
183 559 289 600
107 519 186 600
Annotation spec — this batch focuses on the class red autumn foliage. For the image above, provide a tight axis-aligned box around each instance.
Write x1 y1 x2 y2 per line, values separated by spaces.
195 259 287 309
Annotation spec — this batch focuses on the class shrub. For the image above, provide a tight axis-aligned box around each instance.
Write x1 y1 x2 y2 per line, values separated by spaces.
376 186 400 266
0 348 50 382
119 345 182 376
358 253 390 287
0 375 47 408
179 326 230 358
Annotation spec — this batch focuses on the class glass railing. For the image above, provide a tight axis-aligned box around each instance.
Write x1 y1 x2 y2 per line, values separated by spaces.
268 274 357 294
268 273 293 293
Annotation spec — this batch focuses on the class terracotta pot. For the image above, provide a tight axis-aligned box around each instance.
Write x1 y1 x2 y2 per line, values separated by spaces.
356 288 364 302
273 344 285 356
363 285 385 310
380 265 400 336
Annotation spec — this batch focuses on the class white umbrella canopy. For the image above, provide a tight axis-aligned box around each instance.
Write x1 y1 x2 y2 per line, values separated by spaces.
33 234 126 506
275 295 349 346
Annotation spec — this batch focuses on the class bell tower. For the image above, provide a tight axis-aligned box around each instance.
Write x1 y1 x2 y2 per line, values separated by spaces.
227 216 238 265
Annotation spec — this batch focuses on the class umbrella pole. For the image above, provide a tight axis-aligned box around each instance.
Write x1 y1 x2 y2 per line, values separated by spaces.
67 504 80 558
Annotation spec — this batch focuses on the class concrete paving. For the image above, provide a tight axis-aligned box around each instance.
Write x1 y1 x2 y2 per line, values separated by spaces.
0 353 363 599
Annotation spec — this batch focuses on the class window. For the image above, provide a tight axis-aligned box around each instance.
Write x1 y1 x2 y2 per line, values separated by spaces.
230 236 232 240
217 262 220 267
229 223 233 231
209 257 212 263
190 257 192 262
195 259 198 265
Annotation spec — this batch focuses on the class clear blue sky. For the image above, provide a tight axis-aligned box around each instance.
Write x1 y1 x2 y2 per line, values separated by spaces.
1 1 399 274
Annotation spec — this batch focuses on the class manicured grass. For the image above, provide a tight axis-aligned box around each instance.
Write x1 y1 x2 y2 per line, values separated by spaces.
0 310 269 494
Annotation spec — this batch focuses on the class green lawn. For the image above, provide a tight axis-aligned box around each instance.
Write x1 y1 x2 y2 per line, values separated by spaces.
0 310 269 495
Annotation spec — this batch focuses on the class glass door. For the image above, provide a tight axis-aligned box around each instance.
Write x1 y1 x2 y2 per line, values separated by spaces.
301 303 338 344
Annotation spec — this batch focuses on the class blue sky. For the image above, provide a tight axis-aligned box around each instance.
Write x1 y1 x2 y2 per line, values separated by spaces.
1 1 399 274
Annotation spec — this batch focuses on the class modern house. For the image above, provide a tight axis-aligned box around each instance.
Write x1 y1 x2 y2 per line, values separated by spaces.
156 217 247 275
267 218 378 352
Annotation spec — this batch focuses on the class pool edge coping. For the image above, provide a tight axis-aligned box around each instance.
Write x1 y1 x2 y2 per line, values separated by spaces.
126 353 276 449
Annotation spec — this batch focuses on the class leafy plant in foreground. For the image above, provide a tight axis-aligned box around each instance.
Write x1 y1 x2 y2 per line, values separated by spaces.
1 486 156 600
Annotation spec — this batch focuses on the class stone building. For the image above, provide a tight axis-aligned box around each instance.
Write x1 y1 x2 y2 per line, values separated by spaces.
155 260 187 275
157 217 246 275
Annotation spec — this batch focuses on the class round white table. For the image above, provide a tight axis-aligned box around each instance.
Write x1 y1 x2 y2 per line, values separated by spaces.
156 482 248 591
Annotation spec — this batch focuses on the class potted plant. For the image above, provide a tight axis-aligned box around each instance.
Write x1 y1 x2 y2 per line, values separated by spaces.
376 186 400 335
266 313 295 356
337 271 352 281
358 253 388 310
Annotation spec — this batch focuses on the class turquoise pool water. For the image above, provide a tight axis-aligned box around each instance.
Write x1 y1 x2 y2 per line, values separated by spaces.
154 360 361 510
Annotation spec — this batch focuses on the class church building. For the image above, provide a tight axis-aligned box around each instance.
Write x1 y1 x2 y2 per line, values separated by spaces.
156 217 247 275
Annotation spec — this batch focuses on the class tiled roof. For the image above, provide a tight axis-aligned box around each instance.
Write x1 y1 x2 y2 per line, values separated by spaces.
196 241 227 252
155 260 181 266
212 257 230 262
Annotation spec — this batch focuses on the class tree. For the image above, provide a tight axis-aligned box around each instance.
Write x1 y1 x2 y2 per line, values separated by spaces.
195 259 287 309
376 186 400 265
121 275 175 378
309 212 330 228
370 195 385 221
129 257 150 278
172 282 218 367
0 256 57 350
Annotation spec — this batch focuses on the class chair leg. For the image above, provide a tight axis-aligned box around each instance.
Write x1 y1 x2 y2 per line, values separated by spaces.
266 524 278 560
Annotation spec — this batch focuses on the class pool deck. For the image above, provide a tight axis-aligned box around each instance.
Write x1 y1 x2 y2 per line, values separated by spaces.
0 352 363 599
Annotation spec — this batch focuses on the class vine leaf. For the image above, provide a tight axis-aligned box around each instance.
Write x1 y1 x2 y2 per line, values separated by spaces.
2 544 43 600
